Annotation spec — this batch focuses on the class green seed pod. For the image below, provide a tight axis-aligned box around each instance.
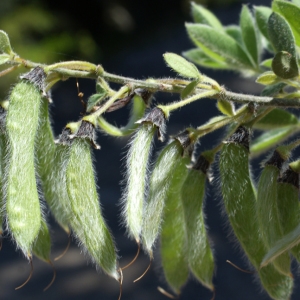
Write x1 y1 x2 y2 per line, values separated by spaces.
35 97 70 234
220 127 264 269
219 126 293 300
142 131 190 256
0 101 8 238
32 220 51 263
256 150 291 276
160 131 193 293
5 67 45 258
277 161 300 262
47 125 78 233
122 107 166 242
66 120 119 280
258 265 294 300
181 154 214 291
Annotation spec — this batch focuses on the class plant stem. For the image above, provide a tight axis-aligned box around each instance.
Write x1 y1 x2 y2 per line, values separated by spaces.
159 90 219 117
218 90 300 107
93 85 130 117
8 56 300 109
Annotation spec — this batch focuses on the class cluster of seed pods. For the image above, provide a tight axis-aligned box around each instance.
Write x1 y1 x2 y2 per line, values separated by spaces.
3 65 300 300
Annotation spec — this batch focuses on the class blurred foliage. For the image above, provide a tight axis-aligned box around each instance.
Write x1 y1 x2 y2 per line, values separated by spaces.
0 0 240 98
0 2 97 63
0 0 98 97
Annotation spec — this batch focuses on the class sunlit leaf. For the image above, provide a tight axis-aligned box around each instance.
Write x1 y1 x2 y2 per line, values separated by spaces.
268 12 297 59
191 2 223 30
183 48 229 69
186 23 255 70
0 30 12 55
254 6 272 41
240 5 260 66
0 54 10 65
273 0 300 48
260 58 272 68
164 52 201 79
216 100 235 116
224 25 243 46
256 71 280 85
181 80 199 99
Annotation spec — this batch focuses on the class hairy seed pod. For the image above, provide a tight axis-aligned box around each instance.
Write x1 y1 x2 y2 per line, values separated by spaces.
181 154 214 291
277 162 300 262
160 131 192 293
256 150 291 276
32 220 51 263
35 97 70 234
122 123 155 241
0 101 8 237
66 120 119 280
122 107 166 242
4 67 45 258
47 125 78 233
142 131 190 256
219 126 293 300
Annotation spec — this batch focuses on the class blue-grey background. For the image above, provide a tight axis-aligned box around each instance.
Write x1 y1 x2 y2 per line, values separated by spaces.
1 0 300 299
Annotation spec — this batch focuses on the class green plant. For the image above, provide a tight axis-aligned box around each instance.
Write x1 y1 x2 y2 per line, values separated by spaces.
1 0 300 299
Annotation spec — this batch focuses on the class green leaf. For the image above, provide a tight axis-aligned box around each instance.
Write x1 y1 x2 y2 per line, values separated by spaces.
0 30 12 55
268 12 297 59
250 126 298 156
181 80 199 99
253 109 298 130
261 222 300 268
272 51 299 79
254 6 272 41
0 54 9 65
292 0 300 6
256 71 280 85
183 48 229 69
261 82 286 96
216 100 235 116
240 5 260 66
163 52 201 79
224 25 243 46
260 58 272 68
87 80 108 112
186 23 255 70
87 93 107 112
272 0 300 48
191 2 223 30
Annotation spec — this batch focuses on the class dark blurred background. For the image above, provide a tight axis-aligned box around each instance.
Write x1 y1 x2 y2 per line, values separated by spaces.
1 0 299 300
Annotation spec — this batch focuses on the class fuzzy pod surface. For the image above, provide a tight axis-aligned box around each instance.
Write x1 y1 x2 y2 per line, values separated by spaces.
219 126 293 300
5 67 45 257
0 103 7 235
181 155 214 291
35 98 70 233
160 151 190 293
142 138 184 256
66 121 119 280
32 220 51 262
122 122 156 242
256 151 291 276
46 127 76 232
122 107 166 243
277 165 300 262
